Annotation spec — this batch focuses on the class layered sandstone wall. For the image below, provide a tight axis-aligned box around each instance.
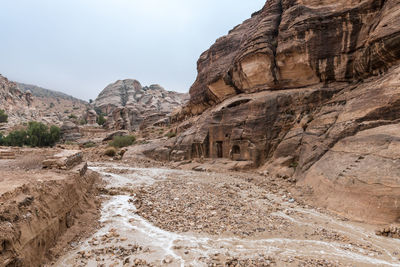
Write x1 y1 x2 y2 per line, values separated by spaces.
147 0 400 224
178 0 400 118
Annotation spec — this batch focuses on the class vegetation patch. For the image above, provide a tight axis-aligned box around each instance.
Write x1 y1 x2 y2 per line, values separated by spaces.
109 135 136 148
0 121 60 147
104 147 117 157
165 131 176 138
0 109 8 123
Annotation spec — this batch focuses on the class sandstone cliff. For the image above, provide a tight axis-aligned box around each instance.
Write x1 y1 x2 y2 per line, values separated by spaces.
94 79 189 131
148 0 400 224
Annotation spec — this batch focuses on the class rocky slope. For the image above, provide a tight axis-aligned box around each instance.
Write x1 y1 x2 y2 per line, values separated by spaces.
94 79 188 131
147 0 400 225
17 82 86 103
0 75 88 130
0 74 38 128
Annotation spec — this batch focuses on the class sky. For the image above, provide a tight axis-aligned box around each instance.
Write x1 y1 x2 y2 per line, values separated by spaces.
0 0 265 101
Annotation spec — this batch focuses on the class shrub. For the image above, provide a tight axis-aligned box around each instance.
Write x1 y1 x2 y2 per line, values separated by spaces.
104 147 116 157
165 131 176 139
0 109 8 123
68 114 78 119
97 114 106 126
1 122 60 147
109 135 135 148
289 161 299 169
49 102 55 108
79 119 87 125
49 125 61 145
83 142 96 148
3 130 28 147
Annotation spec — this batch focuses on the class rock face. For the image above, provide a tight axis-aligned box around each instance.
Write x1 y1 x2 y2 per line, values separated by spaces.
94 80 189 131
0 75 40 127
152 0 400 224
0 75 88 130
60 121 82 141
181 0 400 117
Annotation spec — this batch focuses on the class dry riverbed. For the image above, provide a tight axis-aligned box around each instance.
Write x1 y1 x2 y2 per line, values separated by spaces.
52 162 400 267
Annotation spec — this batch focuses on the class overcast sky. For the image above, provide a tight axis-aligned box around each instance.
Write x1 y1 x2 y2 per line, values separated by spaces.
0 0 264 101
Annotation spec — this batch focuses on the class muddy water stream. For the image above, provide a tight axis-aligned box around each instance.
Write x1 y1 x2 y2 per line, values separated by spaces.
53 162 400 267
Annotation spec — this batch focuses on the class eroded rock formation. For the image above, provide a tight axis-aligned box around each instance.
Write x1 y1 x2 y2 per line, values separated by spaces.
0 75 40 127
0 75 89 130
94 80 189 131
149 0 400 224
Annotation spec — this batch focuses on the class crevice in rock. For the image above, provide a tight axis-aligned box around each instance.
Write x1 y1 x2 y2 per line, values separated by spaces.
271 0 283 87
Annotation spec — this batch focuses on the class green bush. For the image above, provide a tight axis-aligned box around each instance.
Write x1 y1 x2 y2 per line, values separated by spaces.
68 114 78 119
83 142 96 148
104 147 117 157
3 130 28 147
97 114 106 126
27 122 60 147
0 122 60 147
0 110 8 123
49 125 61 145
109 135 135 148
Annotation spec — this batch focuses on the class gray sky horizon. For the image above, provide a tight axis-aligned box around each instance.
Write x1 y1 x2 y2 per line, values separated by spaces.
0 0 265 101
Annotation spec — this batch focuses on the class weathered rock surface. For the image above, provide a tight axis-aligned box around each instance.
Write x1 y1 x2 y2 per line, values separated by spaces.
42 150 83 170
94 80 188 131
0 75 88 130
0 75 39 127
150 0 400 224
60 121 82 141
181 0 400 117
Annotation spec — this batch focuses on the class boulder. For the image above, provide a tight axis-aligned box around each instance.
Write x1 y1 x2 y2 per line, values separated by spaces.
42 150 83 170
61 121 81 141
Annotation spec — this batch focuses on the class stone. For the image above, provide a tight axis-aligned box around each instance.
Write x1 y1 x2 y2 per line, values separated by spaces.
84 109 98 125
61 121 82 141
42 150 83 170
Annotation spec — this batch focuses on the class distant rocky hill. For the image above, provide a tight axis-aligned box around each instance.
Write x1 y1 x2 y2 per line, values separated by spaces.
0 74 88 130
17 82 86 103
94 79 188 131
0 74 38 128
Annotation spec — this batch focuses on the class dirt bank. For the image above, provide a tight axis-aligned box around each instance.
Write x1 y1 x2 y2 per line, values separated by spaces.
0 149 100 267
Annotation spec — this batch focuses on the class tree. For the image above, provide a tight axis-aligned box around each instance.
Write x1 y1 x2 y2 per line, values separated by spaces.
27 121 49 147
0 109 8 123
3 130 28 147
26 122 61 147
1 122 60 147
97 114 106 126
89 99 93 104
49 125 61 146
